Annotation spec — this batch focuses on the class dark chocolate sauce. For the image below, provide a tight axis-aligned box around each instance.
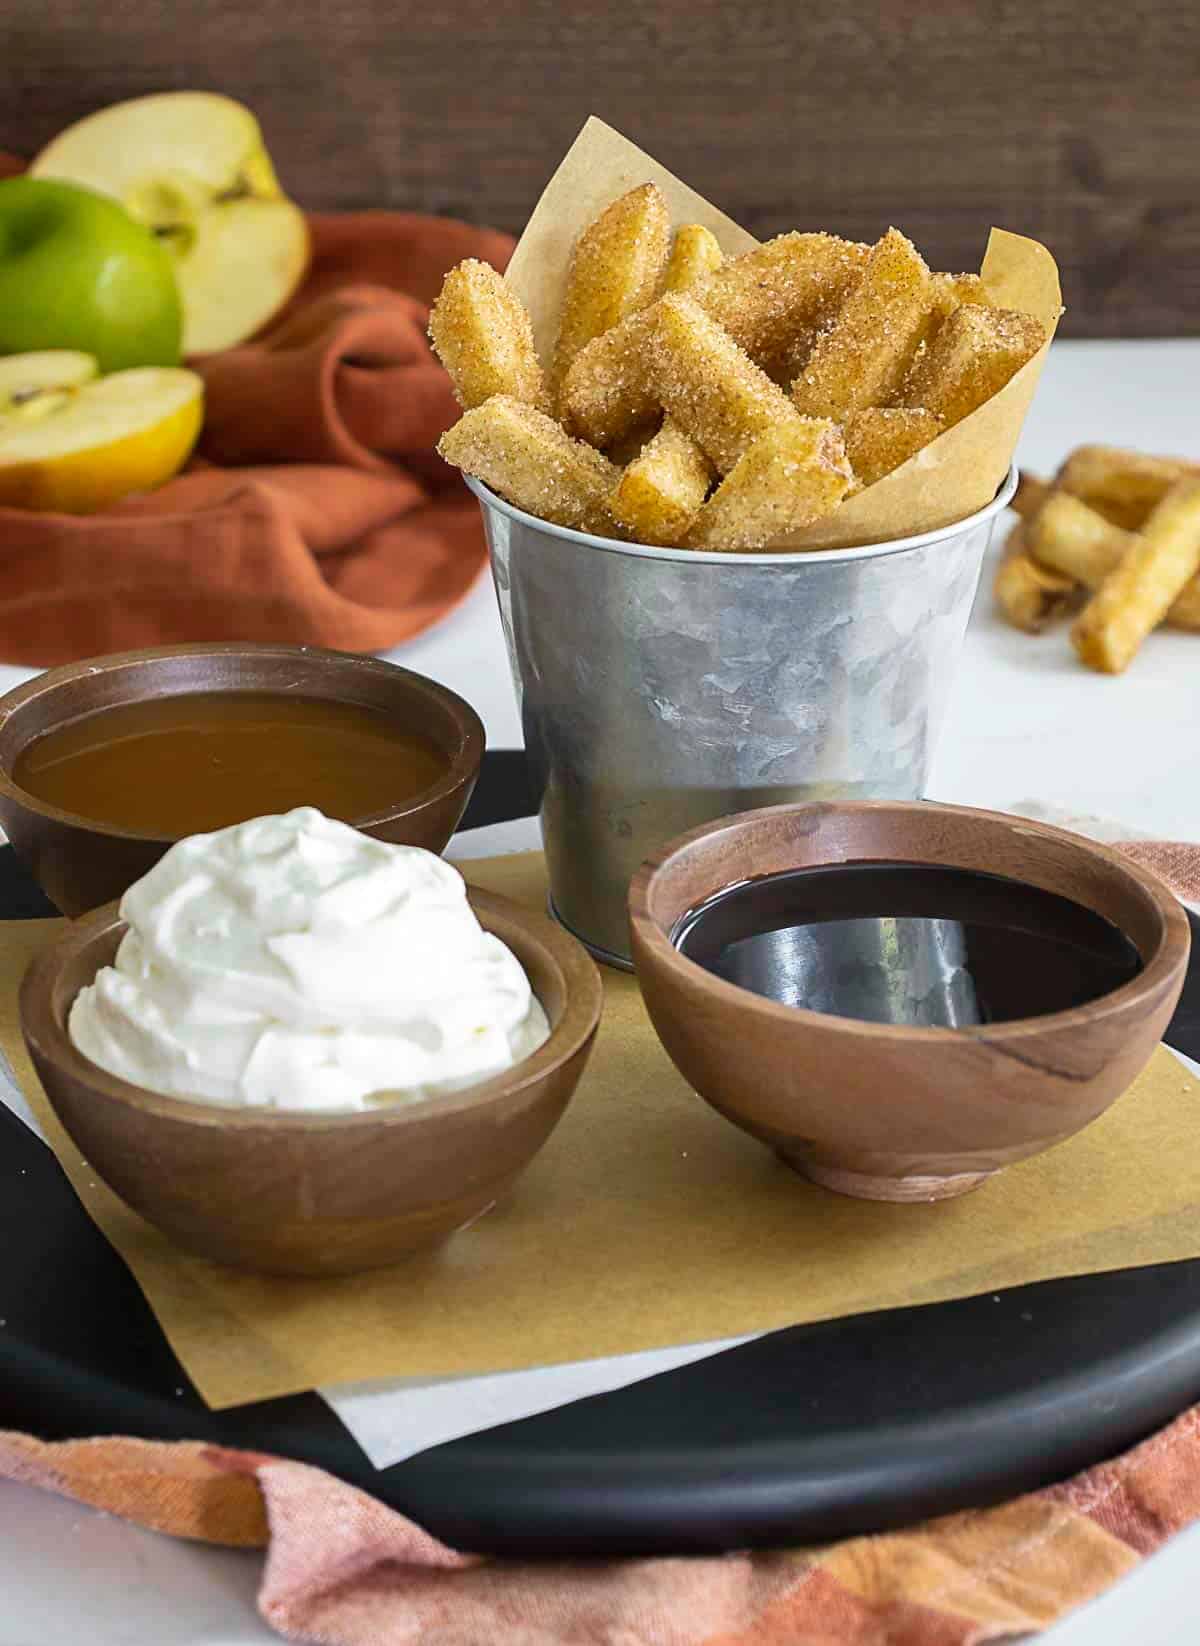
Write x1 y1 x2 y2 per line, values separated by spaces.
672 861 1141 1027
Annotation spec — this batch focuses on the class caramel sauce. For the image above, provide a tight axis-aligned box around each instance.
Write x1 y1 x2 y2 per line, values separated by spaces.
13 691 450 836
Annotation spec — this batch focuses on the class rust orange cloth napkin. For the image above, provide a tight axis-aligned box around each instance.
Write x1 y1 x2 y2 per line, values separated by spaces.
0 154 511 665
0 838 1196 1642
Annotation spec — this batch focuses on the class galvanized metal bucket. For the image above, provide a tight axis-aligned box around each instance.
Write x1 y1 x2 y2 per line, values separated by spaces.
470 470 1018 967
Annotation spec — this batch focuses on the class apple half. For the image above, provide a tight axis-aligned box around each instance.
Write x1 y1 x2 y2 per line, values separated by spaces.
32 93 310 356
0 353 204 512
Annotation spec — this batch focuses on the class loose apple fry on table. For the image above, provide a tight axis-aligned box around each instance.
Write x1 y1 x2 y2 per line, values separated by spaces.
993 528 1077 633
685 419 852 551
1012 470 1052 519
1031 491 1200 632
552 183 670 389
700 234 869 366
663 223 724 295
791 229 934 418
609 419 714 546
649 294 801 473
1071 479 1200 673
428 260 548 412
438 395 619 534
1056 445 1200 530
900 304 1046 428
843 407 943 487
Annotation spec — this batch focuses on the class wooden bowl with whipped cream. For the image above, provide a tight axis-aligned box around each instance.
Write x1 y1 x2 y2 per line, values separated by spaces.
20 888 602 1276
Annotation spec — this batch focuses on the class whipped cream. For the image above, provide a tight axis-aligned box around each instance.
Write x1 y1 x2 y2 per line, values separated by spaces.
68 808 550 1112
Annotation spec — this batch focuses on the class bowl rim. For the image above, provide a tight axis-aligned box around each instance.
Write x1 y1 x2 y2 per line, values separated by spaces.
466 466 1018 566
0 642 485 844
19 885 603 1132
627 798 1191 1044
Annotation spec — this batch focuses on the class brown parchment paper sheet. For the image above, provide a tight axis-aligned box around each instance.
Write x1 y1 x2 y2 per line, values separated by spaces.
5 851 1199 1411
504 117 1064 549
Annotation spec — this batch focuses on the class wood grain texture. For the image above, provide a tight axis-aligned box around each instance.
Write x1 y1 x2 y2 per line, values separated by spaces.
1 0 1197 337
629 800 1191 1200
21 889 602 1274
0 645 483 916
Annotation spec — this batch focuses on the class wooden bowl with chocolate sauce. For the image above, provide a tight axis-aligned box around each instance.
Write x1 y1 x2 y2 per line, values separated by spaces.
629 800 1190 1203
0 643 485 915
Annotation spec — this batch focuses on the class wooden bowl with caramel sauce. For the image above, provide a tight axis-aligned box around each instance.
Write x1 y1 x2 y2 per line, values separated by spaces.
629 800 1190 1203
21 888 602 1275
0 643 484 915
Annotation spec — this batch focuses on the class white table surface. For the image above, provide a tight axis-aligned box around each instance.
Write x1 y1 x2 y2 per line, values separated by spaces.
1 337 1198 1643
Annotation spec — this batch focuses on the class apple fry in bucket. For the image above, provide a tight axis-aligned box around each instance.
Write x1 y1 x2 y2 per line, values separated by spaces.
843 408 944 487
432 130 1056 552
663 223 723 295
701 233 868 363
791 228 934 419
649 294 801 473
438 395 618 535
429 260 549 412
552 183 670 389
685 420 852 552
609 419 713 546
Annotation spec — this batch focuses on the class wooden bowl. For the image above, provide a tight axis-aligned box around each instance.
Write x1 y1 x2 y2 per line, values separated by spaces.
629 801 1191 1202
0 643 485 916
20 888 602 1275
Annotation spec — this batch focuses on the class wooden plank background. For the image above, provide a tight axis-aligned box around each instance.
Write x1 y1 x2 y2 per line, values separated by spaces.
2 0 1197 336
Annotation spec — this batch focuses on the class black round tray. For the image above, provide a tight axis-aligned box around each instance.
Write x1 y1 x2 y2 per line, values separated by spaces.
2 749 1198 1558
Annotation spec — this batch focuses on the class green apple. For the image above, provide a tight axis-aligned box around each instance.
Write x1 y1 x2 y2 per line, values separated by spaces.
33 93 310 355
0 177 182 372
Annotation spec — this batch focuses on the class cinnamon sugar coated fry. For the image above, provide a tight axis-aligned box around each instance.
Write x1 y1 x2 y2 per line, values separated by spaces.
1057 445 1200 530
560 305 660 448
843 407 943 487
609 419 714 546
1028 493 1135 586
1071 479 1200 673
428 260 548 412
792 229 933 419
663 224 723 294
433 178 1054 551
1030 490 1200 636
934 273 991 311
438 396 619 535
685 419 851 551
700 233 870 365
552 184 670 387
993 530 1077 633
649 294 801 473
901 304 1045 428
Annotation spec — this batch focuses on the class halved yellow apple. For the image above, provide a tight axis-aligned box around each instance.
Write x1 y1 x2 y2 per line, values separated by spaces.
32 93 310 356
0 361 204 512
0 352 99 417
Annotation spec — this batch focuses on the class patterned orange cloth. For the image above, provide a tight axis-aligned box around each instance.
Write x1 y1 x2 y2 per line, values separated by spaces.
2 1412 1198 1644
0 155 511 665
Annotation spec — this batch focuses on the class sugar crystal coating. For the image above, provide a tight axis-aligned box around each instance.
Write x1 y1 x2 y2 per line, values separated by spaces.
428 260 548 412
438 395 620 535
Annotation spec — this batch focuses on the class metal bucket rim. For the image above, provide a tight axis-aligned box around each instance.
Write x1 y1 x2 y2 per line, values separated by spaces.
466 467 1017 566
